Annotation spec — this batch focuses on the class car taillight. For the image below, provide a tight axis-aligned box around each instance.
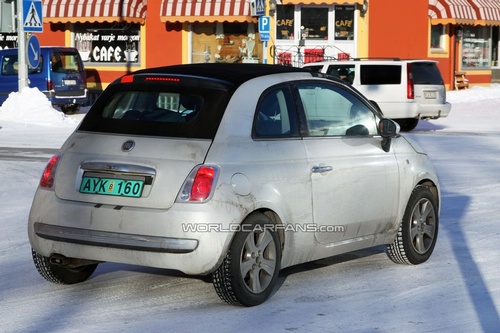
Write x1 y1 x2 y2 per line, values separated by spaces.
177 165 219 202
46 80 54 91
40 153 61 189
407 63 414 99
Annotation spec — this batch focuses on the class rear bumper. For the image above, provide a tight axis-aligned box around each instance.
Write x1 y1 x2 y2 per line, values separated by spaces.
414 101 452 119
378 101 451 119
28 189 240 275
34 222 199 253
44 89 88 106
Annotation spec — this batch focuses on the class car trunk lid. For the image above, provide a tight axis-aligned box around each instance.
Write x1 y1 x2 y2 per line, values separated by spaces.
53 132 212 210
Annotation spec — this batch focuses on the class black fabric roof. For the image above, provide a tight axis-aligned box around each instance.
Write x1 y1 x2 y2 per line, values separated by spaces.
130 63 315 87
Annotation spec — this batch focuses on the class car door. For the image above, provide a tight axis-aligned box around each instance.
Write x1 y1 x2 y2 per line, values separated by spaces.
295 81 400 245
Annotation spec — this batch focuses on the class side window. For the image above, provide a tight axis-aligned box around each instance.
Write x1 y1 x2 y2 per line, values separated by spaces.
297 83 377 137
2 56 18 75
327 65 355 84
254 88 298 138
360 65 401 85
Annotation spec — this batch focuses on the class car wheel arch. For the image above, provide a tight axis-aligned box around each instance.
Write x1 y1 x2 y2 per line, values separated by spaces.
417 180 440 210
240 208 286 253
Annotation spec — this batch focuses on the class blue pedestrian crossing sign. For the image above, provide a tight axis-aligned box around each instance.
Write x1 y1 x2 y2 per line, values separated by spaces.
23 0 43 33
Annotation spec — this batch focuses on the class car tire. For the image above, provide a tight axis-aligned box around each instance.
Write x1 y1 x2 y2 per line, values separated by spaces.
31 248 98 284
213 212 281 306
386 186 439 265
395 118 419 132
60 104 81 114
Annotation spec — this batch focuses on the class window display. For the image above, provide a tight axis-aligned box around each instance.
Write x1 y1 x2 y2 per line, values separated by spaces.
300 7 328 40
461 26 491 69
276 5 295 40
334 6 354 40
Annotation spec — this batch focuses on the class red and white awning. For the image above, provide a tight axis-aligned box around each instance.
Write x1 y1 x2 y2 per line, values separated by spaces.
280 1 362 4
160 0 254 23
470 0 500 22
44 0 148 24
429 0 500 25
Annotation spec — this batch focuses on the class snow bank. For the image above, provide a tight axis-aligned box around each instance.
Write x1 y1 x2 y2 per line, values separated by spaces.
0 87 76 126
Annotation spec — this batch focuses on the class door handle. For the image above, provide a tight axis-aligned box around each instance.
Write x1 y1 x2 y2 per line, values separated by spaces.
311 165 333 173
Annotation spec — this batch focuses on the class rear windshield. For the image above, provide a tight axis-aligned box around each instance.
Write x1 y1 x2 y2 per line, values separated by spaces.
50 50 84 74
360 65 401 85
411 62 444 85
78 76 233 139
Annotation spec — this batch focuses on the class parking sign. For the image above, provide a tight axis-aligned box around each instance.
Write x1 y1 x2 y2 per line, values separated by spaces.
259 16 271 42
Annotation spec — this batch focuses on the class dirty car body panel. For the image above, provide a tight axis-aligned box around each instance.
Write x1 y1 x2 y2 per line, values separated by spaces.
28 63 440 306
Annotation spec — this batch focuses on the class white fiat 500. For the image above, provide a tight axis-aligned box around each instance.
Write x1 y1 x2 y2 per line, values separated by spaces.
28 63 440 306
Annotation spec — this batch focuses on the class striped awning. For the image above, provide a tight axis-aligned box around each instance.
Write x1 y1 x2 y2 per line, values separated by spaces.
160 0 254 23
470 0 500 23
429 0 500 25
43 0 148 24
280 0 362 4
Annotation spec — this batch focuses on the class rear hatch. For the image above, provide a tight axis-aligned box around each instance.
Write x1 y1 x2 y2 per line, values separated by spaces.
49 49 86 98
410 61 447 104
53 73 233 209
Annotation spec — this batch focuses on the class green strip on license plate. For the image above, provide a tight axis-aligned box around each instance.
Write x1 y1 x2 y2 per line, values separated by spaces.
80 176 144 197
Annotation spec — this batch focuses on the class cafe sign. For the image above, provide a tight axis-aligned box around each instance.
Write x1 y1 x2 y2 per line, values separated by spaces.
73 23 141 64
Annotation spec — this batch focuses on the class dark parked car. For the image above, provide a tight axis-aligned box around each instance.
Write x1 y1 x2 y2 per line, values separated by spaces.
0 46 87 113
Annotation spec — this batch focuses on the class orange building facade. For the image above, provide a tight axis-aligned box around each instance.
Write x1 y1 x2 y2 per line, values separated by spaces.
1 0 499 98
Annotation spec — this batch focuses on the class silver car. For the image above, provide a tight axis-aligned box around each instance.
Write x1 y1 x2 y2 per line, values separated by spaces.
28 63 440 306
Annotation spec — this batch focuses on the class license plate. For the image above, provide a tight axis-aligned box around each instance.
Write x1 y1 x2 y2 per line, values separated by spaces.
80 176 144 197
63 79 77 86
424 91 436 99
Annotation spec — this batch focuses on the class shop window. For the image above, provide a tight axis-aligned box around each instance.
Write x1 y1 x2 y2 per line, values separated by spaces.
430 24 445 50
461 26 491 69
192 23 259 64
73 23 141 64
301 7 329 40
334 6 354 40
276 5 295 40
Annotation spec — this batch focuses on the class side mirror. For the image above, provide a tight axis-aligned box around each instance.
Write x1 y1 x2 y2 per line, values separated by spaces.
378 119 400 152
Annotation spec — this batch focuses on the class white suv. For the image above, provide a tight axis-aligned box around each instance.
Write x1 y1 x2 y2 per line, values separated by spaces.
303 59 451 131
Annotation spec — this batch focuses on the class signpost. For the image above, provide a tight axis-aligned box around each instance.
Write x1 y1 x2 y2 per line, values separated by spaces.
258 16 271 64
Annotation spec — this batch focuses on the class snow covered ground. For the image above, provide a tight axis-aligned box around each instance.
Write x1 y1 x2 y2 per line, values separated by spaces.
0 85 499 332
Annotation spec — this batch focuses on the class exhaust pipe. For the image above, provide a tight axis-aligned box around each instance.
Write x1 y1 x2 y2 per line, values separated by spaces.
49 254 99 267
49 254 71 266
